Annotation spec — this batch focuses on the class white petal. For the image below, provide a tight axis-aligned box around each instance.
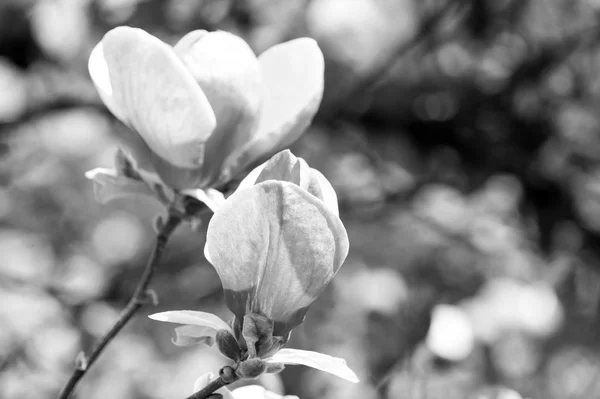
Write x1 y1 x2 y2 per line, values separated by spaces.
302 165 339 217
217 38 324 185
84 167 158 204
234 150 339 216
266 348 359 383
256 38 324 150
149 310 232 332
180 188 226 212
88 42 128 123
100 27 216 168
235 160 267 192
174 30 262 185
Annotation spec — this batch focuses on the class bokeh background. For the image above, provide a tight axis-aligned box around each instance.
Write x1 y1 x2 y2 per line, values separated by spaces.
1 0 599 398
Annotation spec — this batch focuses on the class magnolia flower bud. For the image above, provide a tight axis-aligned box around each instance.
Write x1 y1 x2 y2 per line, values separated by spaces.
205 181 348 339
216 329 241 361
236 358 267 380
236 149 339 215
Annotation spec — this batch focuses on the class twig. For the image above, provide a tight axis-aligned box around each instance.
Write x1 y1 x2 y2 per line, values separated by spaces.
184 376 229 399
56 212 182 399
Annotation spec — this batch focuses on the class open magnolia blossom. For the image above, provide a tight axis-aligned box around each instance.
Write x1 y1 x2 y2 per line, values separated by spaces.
193 373 299 399
85 26 324 210
149 177 357 383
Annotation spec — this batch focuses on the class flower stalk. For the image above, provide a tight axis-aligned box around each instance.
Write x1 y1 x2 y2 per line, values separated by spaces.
185 367 238 399
56 212 182 399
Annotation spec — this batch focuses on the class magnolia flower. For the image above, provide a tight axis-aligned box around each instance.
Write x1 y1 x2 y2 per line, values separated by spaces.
150 163 357 383
86 26 324 205
234 149 338 216
193 373 298 399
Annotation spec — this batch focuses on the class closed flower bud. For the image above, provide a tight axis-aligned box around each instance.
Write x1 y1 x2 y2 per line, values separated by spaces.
216 329 241 361
265 362 285 374
205 181 348 339
236 358 267 380
236 149 339 215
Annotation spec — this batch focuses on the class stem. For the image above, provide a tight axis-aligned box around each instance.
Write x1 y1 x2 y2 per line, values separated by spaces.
57 212 182 399
185 377 228 399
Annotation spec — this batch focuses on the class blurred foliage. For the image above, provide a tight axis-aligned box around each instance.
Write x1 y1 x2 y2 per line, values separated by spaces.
2 0 600 398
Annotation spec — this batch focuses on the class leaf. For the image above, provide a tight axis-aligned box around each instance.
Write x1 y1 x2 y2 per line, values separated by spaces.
265 348 359 383
216 329 241 361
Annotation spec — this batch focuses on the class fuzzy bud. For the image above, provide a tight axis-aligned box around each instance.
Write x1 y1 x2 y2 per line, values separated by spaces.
236 358 267 379
216 329 241 361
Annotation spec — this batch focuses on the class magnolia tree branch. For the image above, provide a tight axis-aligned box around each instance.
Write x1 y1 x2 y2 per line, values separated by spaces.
185 376 229 399
57 212 183 399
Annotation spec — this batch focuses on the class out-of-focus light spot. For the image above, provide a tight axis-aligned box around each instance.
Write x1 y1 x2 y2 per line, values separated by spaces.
166 0 231 29
574 169 600 232
307 0 415 73
149 347 227 399
437 43 472 77
496 388 525 399
426 304 475 361
96 0 142 23
477 387 525 399
0 229 55 281
40 110 111 158
469 215 516 253
464 278 563 343
516 283 563 336
29 324 80 370
547 348 600 398
0 187 13 219
58 254 106 302
31 0 90 61
0 290 62 336
513 87 541 120
413 184 468 232
548 67 574 96
342 268 408 315
492 333 539 379
476 58 509 94
91 212 145 266
413 92 458 121
0 58 27 122
497 32 527 65
471 174 523 217
329 152 384 205
80 302 120 336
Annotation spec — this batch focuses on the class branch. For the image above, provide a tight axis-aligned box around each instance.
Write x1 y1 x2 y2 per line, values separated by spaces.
185 377 228 399
183 367 238 399
56 212 182 399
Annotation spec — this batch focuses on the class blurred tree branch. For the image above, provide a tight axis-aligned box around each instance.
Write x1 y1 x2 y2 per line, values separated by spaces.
56 212 182 399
